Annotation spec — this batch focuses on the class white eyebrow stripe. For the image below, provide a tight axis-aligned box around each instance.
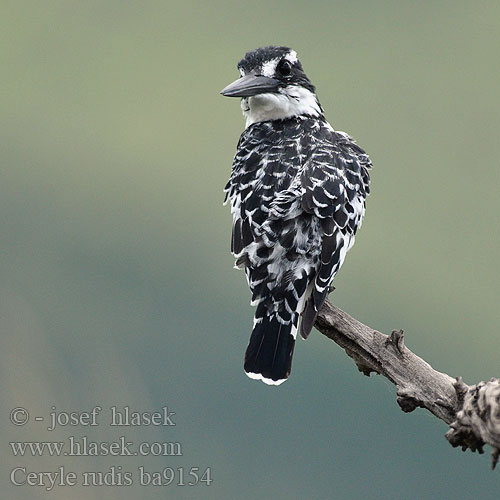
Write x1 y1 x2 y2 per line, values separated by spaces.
260 50 298 77
261 57 280 77
286 50 298 64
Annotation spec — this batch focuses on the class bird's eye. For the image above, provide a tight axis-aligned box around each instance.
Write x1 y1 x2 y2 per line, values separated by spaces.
277 59 292 77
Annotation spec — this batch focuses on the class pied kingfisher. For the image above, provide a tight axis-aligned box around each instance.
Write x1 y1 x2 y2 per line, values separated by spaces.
221 46 372 385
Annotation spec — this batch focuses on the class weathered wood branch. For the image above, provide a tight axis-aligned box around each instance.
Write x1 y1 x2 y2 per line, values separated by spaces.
315 299 500 469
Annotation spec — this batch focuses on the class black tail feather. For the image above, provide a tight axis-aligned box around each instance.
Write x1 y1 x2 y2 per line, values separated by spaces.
244 306 297 385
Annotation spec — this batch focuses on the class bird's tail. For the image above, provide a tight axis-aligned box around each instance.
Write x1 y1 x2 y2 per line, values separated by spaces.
244 303 298 385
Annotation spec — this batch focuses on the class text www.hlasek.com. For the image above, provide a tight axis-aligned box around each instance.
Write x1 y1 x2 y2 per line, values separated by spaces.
10 436 182 457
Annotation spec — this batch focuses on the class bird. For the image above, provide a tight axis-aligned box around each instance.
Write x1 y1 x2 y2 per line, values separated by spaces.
221 46 372 385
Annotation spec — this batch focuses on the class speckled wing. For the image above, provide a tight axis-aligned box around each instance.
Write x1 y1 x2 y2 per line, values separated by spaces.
299 131 371 338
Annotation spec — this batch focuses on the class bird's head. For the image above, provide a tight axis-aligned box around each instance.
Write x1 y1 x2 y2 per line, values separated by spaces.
221 46 323 127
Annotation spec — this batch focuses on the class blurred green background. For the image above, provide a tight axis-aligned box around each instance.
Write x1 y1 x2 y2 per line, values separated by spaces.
2 1 499 498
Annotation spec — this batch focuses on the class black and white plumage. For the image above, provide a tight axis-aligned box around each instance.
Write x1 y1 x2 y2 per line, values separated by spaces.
221 46 372 385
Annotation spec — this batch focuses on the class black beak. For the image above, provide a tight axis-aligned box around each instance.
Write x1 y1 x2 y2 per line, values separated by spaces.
220 74 280 98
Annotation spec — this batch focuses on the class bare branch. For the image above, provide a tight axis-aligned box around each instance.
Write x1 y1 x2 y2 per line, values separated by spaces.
315 299 500 469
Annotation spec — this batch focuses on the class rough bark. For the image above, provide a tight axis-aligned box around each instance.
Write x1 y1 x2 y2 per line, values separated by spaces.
315 299 500 469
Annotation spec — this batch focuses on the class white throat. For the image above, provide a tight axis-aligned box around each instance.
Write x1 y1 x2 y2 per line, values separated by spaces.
241 86 321 128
